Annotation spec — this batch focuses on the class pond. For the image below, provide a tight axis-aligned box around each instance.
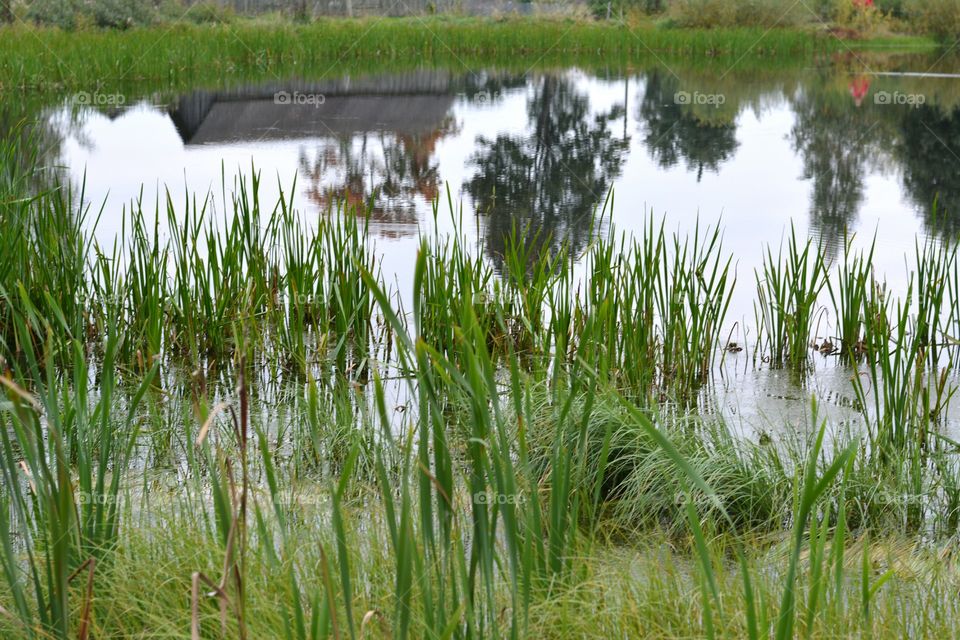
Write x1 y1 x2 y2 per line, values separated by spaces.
41 51 960 437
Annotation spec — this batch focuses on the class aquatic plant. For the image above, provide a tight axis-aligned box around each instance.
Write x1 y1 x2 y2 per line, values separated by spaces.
754 226 827 368
825 233 874 360
0 311 157 639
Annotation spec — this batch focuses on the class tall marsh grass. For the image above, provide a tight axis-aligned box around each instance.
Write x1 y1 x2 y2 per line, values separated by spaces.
3 144 960 637
0 20 832 92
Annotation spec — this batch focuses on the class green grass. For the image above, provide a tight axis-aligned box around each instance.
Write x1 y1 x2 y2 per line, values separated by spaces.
0 17 934 94
850 237 957 461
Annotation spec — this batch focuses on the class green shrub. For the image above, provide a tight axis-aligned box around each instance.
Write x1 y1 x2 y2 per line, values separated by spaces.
667 0 804 28
906 0 960 43
874 0 907 18
26 0 156 28
26 0 80 28
810 0 838 19
88 0 157 28
833 0 888 36
158 0 235 24
590 0 666 19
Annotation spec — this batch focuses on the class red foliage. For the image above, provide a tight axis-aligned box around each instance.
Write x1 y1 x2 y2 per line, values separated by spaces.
849 76 871 107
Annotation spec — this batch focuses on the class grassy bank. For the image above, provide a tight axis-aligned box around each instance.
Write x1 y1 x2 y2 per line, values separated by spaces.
0 18 938 92
2 121 960 638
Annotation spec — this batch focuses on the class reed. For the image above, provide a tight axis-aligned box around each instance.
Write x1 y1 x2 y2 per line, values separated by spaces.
560 216 734 403
913 236 955 369
0 308 157 639
0 129 95 361
825 234 875 360
1 224 959 638
755 226 827 368
852 247 956 461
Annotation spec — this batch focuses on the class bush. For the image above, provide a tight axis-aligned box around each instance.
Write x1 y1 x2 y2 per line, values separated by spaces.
590 0 666 19
833 0 888 36
27 0 157 28
26 0 81 28
874 0 906 18
88 0 157 28
667 0 804 28
906 0 960 43
157 0 235 24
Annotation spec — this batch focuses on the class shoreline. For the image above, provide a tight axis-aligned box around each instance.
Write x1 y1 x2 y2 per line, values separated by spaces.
0 18 940 92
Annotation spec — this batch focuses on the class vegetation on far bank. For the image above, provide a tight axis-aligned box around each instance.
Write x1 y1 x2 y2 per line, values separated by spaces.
1 0 957 43
0 0 949 93
0 16 942 94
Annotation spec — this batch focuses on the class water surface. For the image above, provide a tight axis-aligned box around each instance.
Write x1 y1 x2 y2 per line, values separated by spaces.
40 53 960 436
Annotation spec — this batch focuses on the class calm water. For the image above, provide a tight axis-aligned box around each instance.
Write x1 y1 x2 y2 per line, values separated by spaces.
42 54 960 436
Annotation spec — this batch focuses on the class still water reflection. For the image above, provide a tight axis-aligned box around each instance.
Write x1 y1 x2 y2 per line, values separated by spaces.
33 56 960 434
48 61 960 252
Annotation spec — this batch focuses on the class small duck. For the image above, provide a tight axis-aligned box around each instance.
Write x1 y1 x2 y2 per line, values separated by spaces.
725 342 743 353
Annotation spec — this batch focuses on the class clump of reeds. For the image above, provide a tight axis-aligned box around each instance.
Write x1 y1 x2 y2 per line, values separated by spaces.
754 225 827 368
563 217 734 403
0 303 157 639
851 238 957 460
825 233 875 360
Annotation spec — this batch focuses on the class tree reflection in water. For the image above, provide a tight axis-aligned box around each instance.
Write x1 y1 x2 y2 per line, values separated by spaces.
790 82 877 256
897 104 960 237
637 69 739 183
465 75 629 272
